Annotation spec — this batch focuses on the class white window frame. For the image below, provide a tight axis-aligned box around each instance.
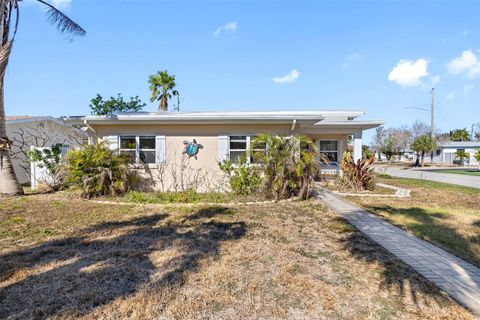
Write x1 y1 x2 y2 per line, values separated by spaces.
228 135 265 164
119 135 156 165
319 139 340 163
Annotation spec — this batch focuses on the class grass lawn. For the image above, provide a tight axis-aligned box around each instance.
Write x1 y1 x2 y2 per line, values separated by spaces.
0 194 473 319
428 169 480 176
348 177 480 267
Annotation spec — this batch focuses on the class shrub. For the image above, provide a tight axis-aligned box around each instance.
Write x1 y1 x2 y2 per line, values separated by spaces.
455 150 470 166
218 156 262 195
219 134 319 200
475 149 480 171
252 134 319 200
337 151 376 191
62 143 138 198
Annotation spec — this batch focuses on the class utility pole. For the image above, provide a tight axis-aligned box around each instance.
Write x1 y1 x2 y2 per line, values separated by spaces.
430 88 435 164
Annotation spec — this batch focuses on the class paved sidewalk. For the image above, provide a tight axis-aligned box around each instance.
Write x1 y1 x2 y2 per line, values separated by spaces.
316 189 480 316
377 166 480 189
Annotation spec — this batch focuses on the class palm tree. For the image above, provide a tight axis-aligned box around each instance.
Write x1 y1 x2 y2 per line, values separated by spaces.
455 150 470 166
148 70 178 111
450 128 470 142
0 1 85 195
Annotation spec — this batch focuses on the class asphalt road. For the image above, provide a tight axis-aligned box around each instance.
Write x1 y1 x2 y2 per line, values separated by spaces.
376 166 480 189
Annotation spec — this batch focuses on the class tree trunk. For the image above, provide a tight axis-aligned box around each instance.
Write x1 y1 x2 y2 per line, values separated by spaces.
420 151 425 167
159 93 168 112
0 41 23 195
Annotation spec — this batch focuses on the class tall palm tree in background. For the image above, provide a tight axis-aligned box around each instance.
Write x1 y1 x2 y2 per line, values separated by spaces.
0 0 85 195
450 128 470 142
148 70 178 111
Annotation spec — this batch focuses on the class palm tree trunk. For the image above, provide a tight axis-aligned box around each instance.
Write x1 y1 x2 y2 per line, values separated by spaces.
0 41 23 195
159 93 168 111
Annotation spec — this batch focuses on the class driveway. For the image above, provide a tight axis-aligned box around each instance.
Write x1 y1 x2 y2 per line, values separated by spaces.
376 166 480 189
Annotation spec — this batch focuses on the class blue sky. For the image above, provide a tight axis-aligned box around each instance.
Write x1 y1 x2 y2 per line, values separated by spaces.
7 0 480 142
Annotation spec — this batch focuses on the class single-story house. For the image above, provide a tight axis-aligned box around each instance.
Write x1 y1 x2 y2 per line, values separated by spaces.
6 116 86 184
63 110 383 191
433 141 480 166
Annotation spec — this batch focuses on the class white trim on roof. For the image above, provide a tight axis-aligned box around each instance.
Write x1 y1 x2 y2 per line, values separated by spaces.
438 142 480 148
62 110 372 125
6 116 68 126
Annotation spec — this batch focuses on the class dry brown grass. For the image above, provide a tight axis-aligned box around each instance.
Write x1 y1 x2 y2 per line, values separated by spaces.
348 177 480 267
0 193 474 319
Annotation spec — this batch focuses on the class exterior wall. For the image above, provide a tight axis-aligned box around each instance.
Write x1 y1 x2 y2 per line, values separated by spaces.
6 120 85 185
6 122 30 184
436 147 480 165
92 123 349 191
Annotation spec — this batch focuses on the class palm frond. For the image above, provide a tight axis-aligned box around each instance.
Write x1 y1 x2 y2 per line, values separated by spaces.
36 0 86 39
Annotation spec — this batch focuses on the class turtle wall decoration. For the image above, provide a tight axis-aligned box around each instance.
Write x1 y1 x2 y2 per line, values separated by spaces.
183 139 203 159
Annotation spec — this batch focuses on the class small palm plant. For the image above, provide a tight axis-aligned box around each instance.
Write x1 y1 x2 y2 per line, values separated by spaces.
252 134 319 200
475 149 480 171
62 143 138 198
455 150 470 166
148 70 178 111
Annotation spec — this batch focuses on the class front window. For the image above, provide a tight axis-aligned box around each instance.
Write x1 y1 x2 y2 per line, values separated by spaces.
139 136 156 164
320 140 338 163
120 136 137 163
119 135 156 164
229 135 266 163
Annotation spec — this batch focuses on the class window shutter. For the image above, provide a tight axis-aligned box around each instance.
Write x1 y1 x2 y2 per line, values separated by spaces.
107 135 118 151
155 135 166 164
218 135 229 161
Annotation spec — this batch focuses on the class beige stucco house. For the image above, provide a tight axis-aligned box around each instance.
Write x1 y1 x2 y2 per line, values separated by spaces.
64 110 382 191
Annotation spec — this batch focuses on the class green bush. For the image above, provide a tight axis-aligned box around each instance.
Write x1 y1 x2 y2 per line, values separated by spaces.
62 143 138 198
219 134 319 200
252 134 319 200
218 156 262 196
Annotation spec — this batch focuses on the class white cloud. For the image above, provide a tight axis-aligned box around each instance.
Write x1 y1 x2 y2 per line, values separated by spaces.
447 50 480 78
272 69 300 84
388 58 429 87
446 92 456 100
49 0 71 10
213 21 238 37
430 75 440 86
342 52 361 70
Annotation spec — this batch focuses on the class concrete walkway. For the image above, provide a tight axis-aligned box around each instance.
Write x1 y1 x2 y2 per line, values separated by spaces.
377 166 480 189
316 189 480 316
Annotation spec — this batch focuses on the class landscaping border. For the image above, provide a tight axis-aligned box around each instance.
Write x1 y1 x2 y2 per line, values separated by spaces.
324 183 411 198
90 197 300 207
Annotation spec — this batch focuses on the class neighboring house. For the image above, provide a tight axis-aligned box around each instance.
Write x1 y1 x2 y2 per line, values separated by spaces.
433 141 480 166
63 110 382 191
6 116 86 184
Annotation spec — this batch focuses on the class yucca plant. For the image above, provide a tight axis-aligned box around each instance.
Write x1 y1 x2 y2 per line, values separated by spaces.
338 151 376 192
62 143 138 198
